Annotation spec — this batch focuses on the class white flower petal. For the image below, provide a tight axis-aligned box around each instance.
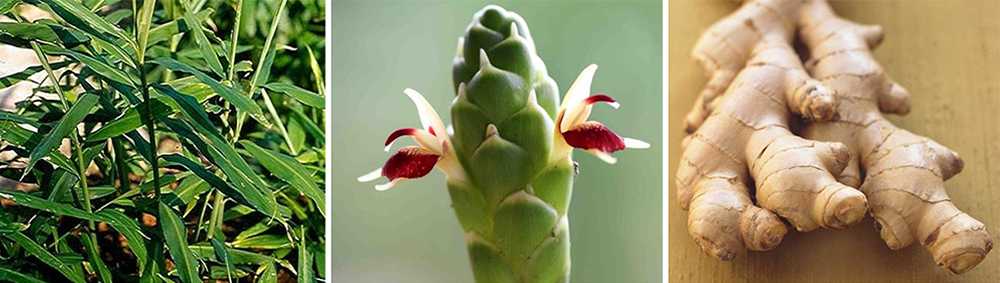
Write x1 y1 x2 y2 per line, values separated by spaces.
358 168 383 182
374 179 402 191
559 64 599 131
623 138 650 149
587 149 618 164
403 88 448 144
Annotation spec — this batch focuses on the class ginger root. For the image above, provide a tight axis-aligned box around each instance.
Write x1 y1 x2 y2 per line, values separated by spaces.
797 0 992 273
677 0 868 260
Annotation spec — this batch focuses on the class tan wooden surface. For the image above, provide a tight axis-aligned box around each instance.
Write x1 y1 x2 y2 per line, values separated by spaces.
669 1 1000 282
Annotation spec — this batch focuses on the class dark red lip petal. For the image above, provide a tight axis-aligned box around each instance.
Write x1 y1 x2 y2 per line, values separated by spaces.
382 146 440 181
562 121 626 153
585 93 617 105
385 128 418 146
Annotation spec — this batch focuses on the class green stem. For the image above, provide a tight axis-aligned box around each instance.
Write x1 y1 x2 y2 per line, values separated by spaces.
261 89 296 154
208 190 225 239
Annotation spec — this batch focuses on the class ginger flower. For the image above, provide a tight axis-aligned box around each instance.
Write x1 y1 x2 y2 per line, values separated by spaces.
554 64 649 163
357 89 464 191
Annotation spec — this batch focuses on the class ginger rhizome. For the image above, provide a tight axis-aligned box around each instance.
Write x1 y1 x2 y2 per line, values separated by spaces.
677 0 868 260
797 0 992 273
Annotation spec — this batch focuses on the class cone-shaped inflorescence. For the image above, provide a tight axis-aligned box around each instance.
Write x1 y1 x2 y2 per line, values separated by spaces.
361 5 648 283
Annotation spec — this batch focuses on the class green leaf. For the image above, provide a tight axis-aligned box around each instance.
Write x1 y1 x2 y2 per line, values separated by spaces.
159 202 201 283
257 261 277 283
0 266 45 283
305 45 325 96
41 46 137 86
0 110 39 127
80 233 112 283
0 121 32 145
32 0 131 45
22 92 98 176
297 228 313 283
234 220 271 241
240 141 324 215
247 0 287 89
3 231 86 283
136 0 156 62
0 0 20 14
189 244 274 265
30 0 135 65
263 82 323 108
210 238 235 281
0 62 71 88
95 210 149 275
88 98 172 141
147 9 211 47
0 193 98 224
156 88 282 219
180 2 224 76
231 234 292 250
160 153 273 215
0 22 90 46
151 58 262 115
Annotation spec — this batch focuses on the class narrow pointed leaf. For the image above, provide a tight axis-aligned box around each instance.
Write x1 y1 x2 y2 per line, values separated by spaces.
152 58 262 115
159 202 201 283
23 92 98 175
88 98 173 141
0 191 96 220
80 234 112 283
248 0 287 88
180 2 224 76
0 62 71 88
96 210 149 275
31 0 131 44
29 0 135 64
41 46 137 86
210 238 235 281
0 0 20 14
136 0 157 60
3 231 86 283
240 141 324 214
297 228 313 283
161 153 272 214
257 261 277 283
0 267 45 283
189 244 274 265
264 82 323 108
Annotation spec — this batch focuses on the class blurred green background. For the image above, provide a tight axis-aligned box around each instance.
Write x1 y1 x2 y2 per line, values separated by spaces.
332 1 661 282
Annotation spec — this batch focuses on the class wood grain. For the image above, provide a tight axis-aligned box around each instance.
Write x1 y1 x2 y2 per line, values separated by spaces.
669 1 1000 282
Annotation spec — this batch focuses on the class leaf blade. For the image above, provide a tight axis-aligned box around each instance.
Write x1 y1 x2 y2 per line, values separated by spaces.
263 82 323 108
240 141 324 215
23 92 98 176
151 58 262 115
3 231 86 283
158 202 201 283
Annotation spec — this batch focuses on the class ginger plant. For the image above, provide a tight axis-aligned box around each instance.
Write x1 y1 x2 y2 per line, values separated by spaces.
359 5 648 282
677 0 869 260
797 0 992 273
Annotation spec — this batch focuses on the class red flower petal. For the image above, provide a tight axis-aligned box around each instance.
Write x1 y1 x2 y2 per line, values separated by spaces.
382 146 440 181
562 121 626 153
585 93 617 106
385 128 418 147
